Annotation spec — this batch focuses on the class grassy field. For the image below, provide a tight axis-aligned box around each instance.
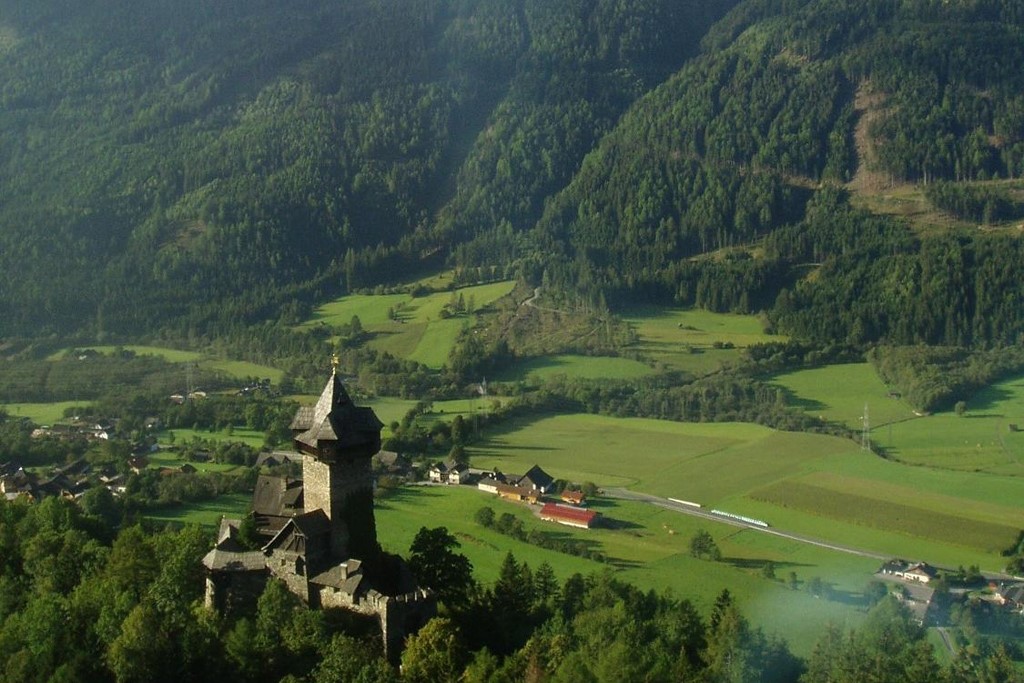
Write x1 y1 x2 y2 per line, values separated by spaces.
770 363 916 429
769 363 1024 474
146 492 251 528
494 354 654 383
466 412 1024 573
1 400 90 424
147 450 242 474
871 373 1024 474
160 426 267 449
470 414 853 497
205 359 284 384
622 306 782 374
297 280 516 369
375 484 871 656
47 345 285 383
51 345 203 362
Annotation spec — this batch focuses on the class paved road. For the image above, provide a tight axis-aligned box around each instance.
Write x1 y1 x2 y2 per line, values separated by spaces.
604 487 891 561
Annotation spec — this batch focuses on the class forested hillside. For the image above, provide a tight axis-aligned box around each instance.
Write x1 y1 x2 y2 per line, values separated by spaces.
529 0 1024 346
1 0 1024 348
0 0 736 338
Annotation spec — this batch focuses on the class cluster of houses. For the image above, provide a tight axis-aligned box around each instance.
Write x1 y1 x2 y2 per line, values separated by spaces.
0 459 123 502
235 378 276 398
427 460 599 529
875 558 1024 624
30 419 122 441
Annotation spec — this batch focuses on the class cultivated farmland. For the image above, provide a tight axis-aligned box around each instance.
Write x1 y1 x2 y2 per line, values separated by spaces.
466 412 1024 572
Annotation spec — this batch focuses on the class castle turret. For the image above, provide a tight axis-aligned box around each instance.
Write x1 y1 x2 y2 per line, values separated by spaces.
290 361 384 561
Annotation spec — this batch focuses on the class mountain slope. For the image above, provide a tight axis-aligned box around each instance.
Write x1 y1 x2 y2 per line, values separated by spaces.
0 0 737 338
525 0 1024 345
2 0 1024 348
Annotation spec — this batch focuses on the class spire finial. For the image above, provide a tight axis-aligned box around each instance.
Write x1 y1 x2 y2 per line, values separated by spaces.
331 353 340 374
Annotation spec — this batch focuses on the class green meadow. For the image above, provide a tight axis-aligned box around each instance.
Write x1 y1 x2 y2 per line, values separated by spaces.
161 426 267 449
48 345 284 383
365 397 420 427
147 450 242 474
375 484 870 656
872 373 1024 474
467 412 1024 573
622 306 782 374
469 414 854 497
146 492 251 528
1 400 89 424
52 345 203 363
770 363 916 429
298 280 516 369
769 363 1024 476
205 359 285 384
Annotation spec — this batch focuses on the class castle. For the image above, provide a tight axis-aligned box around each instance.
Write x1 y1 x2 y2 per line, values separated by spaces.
202 362 435 658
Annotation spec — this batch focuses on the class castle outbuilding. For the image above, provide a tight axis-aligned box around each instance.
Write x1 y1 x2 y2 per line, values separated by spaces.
203 361 435 659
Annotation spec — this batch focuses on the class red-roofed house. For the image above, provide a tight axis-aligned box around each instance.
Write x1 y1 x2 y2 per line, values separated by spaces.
539 503 598 529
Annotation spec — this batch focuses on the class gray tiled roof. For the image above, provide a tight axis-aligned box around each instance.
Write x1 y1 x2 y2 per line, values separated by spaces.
202 548 266 572
292 372 383 451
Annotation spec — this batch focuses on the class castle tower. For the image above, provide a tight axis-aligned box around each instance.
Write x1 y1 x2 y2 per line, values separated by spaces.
290 360 384 561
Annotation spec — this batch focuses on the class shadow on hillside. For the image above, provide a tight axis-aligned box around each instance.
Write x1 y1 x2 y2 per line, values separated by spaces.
775 385 828 413
965 382 1015 411
607 557 644 569
600 517 643 531
374 485 442 507
721 557 811 572
824 587 871 608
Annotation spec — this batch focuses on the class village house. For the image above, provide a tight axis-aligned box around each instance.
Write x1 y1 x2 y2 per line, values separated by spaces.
878 559 940 584
427 461 449 483
476 470 508 493
560 489 585 506
371 450 411 476
495 482 540 504
447 463 470 485
517 464 554 493
427 460 470 485
126 455 149 474
255 451 304 469
991 583 1024 612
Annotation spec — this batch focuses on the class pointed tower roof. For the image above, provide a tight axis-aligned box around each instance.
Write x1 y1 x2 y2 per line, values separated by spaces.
291 364 383 454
